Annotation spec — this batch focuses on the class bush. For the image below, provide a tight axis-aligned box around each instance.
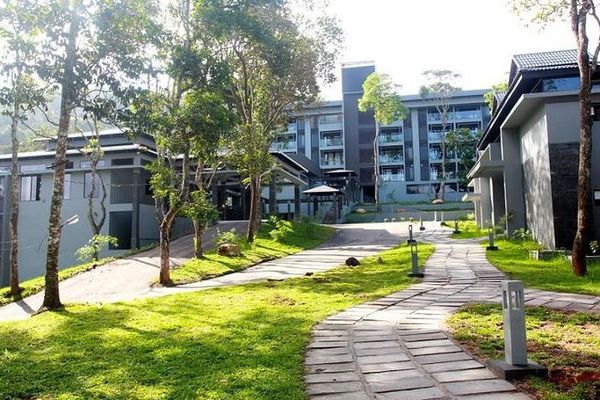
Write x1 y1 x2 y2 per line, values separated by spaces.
512 228 533 241
590 240 599 255
76 235 119 262
268 218 294 243
215 228 243 247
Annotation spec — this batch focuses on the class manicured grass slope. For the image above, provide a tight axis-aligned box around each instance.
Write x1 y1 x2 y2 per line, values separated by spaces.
170 220 335 284
0 243 434 400
447 304 600 400
486 239 600 296
448 220 487 239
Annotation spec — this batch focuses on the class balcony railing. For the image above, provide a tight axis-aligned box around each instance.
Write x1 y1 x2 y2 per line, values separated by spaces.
379 155 404 165
381 173 405 182
320 160 344 168
271 141 297 151
428 132 444 141
287 123 297 133
320 138 343 148
379 134 403 144
427 110 481 122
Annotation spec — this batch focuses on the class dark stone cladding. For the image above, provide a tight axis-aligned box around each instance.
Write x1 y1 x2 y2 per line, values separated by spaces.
549 142 579 248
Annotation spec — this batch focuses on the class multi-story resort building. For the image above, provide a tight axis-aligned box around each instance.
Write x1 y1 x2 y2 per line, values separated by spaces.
0 62 488 286
465 49 600 249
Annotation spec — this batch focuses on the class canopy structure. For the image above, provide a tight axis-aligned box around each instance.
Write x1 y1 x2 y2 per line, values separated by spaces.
302 185 340 195
303 185 344 223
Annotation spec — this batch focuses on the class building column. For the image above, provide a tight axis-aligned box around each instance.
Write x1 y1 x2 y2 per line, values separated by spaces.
131 168 140 249
294 185 301 220
479 177 492 227
490 174 506 227
269 178 277 216
501 128 526 234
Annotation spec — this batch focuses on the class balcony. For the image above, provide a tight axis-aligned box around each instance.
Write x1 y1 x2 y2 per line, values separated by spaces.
320 160 344 169
379 154 404 165
378 133 403 145
320 137 343 148
287 123 297 133
427 110 482 122
270 140 297 152
381 173 405 182
428 131 444 141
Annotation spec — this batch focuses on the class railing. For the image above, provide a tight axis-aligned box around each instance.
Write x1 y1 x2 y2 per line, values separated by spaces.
271 141 297 151
320 161 344 168
379 155 404 165
320 138 343 148
381 173 405 182
428 132 444 141
319 114 343 125
427 110 481 122
379 134 403 144
287 123 297 133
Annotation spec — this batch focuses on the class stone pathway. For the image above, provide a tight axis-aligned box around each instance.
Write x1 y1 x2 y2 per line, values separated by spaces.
304 228 600 400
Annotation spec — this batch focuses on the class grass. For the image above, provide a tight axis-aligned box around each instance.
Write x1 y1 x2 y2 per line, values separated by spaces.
446 219 488 239
0 243 434 400
343 211 378 224
447 304 600 400
170 219 335 285
485 239 600 296
0 244 158 307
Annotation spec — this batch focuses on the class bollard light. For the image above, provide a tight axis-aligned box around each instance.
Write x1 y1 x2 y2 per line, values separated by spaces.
453 220 460 234
407 240 424 277
486 280 547 380
419 217 425 231
407 224 416 244
434 211 438 222
486 225 498 251
441 212 445 223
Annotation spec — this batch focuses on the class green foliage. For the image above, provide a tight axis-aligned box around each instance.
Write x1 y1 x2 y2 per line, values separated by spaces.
358 72 408 125
0 242 433 399
215 228 243 247
447 303 600 400
483 81 508 112
76 235 118 262
590 240 599 255
449 220 488 239
445 128 481 189
512 227 533 241
485 239 600 296
183 189 218 229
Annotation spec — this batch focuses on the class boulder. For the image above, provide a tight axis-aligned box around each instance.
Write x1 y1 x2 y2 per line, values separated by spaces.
345 257 360 267
432 199 445 205
217 243 241 257
355 208 367 214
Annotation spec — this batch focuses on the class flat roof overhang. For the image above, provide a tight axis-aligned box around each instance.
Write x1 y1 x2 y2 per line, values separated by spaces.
467 160 504 179
462 192 481 202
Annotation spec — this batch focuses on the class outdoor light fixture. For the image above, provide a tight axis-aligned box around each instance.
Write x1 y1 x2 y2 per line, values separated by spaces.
594 189 600 206
61 214 80 228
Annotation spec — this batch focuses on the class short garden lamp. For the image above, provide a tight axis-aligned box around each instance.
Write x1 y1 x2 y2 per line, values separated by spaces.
419 217 425 231
486 225 498 251
453 220 460 234
407 224 416 244
407 239 424 278
486 280 547 380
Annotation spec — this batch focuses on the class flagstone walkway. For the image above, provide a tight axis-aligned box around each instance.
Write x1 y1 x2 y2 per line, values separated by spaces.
304 228 600 400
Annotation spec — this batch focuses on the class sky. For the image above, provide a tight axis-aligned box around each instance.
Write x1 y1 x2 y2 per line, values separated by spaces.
319 0 579 100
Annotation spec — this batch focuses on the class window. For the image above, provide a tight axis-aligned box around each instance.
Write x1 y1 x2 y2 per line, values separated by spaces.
20 164 46 173
80 160 106 169
111 158 133 166
20 175 41 201
64 174 71 200
65 160 73 169
318 114 342 124
84 172 101 198
541 77 579 92
109 211 132 250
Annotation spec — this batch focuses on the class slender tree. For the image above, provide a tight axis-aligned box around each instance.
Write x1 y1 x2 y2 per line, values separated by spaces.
200 0 341 241
0 0 46 296
419 70 461 202
510 0 599 276
33 0 158 310
358 72 408 208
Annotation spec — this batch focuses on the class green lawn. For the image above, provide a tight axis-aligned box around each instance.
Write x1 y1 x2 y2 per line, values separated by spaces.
485 239 600 296
447 304 600 400
447 220 488 239
170 219 335 284
0 243 433 400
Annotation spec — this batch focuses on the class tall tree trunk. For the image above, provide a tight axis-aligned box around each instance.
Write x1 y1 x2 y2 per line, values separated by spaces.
373 121 380 209
247 177 261 242
40 8 79 311
9 113 20 296
159 219 173 285
571 14 593 276
193 221 203 258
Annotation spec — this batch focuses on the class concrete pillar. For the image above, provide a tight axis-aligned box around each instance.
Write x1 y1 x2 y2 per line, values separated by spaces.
490 175 506 227
501 129 526 233
480 177 492 227
269 178 277 216
411 109 421 181
131 168 140 249
294 185 301 219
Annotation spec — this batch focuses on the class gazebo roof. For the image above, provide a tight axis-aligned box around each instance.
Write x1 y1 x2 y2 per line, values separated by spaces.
324 169 356 176
303 184 340 195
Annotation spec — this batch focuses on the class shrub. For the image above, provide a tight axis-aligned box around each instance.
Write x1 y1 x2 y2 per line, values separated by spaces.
76 235 118 262
512 228 533 241
215 228 243 246
269 218 294 243
590 240 599 255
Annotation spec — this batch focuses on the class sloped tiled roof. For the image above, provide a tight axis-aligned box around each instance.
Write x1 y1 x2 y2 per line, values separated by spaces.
509 49 579 83
493 91 507 104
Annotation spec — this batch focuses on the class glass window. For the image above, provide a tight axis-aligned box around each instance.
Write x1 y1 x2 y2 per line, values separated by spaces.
64 174 71 200
80 160 106 169
20 175 41 201
319 114 342 124
111 158 134 166
20 164 46 173
84 172 101 198
542 77 580 92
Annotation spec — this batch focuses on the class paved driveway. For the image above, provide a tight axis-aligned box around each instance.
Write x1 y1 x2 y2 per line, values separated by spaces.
0 221 414 322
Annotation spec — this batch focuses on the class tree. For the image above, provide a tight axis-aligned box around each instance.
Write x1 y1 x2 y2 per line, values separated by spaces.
446 128 481 190
510 0 598 276
32 0 158 310
0 0 46 297
200 0 341 241
484 81 509 112
419 70 461 202
358 72 408 208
